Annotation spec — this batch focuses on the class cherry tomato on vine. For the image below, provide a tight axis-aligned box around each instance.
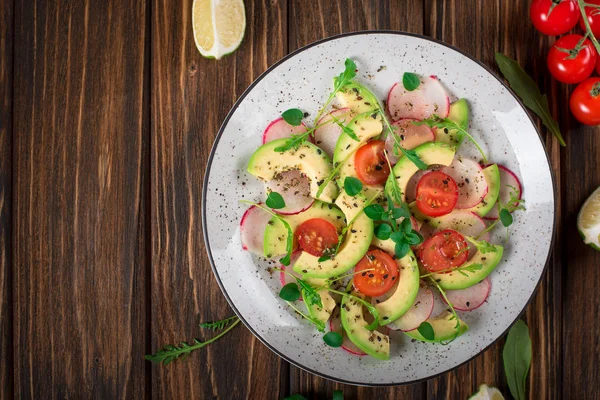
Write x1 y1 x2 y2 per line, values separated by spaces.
579 0 600 37
547 35 597 84
530 0 580 36
570 77 600 125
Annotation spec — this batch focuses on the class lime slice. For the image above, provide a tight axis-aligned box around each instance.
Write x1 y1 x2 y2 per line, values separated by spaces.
192 0 246 59
469 384 505 400
578 186 600 251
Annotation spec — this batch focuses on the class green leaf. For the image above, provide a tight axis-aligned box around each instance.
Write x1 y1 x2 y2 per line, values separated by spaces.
282 108 304 126
273 132 311 152
417 321 435 340
322 331 343 347
364 204 385 220
390 231 404 244
398 146 428 170
374 223 392 240
297 279 323 308
392 204 411 219
395 241 410 259
400 217 413 234
332 390 344 400
279 283 301 302
344 176 363 196
465 236 498 254
331 114 360 142
199 315 239 331
403 72 421 91
500 208 514 227
503 320 532 400
313 59 357 124
405 231 423 245
266 191 286 209
281 394 308 400
495 52 565 146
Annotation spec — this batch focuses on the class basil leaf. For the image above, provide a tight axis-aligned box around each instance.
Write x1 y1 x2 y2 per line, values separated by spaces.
322 331 343 348
374 223 392 240
392 205 410 219
395 241 410 259
282 108 304 126
503 320 532 400
364 204 385 220
403 72 421 91
279 283 301 302
390 231 404 244
266 191 286 209
400 218 413 234
332 390 344 400
417 321 435 340
500 208 513 227
495 52 565 146
344 176 363 196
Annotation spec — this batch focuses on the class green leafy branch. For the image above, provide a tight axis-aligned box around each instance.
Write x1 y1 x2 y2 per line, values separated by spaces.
428 277 461 345
477 186 525 239
314 58 357 124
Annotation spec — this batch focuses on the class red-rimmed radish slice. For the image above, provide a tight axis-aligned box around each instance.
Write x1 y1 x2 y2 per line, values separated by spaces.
387 285 434 331
405 169 431 203
387 76 450 121
265 170 314 215
484 165 523 220
444 277 491 311
262 117 308 144
329 311 367 356
411 216 422 232
313 108 352 158
442 157 488 209
240 204 271 254
384 119 435 163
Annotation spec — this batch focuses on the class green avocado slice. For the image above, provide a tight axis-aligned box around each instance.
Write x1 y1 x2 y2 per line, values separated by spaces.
434 98 469 145
404 311 468 343
466 164 501 218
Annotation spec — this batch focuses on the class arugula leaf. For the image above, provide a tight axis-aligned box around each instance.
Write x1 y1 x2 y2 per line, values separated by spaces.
297 279 323 308
266 191 286 209
397 141 428 170
364 204 385 220
282 108 304 126
374 223 392 240
500 208 514 227
314 58 357 123
503 320 532 400
465 236 498 254
199 315 239 331
495 52 565 146
279 283 301 302
403 72 421 91
417 321 435 340
322 332 343 347
331 114 360 141
457 263 483 277
344 176 363 196
273 132 312 152
285 301 325 332
384 151 404 204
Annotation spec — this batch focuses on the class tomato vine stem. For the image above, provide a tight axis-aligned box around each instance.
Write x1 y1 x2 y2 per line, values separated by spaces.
578 0 600 55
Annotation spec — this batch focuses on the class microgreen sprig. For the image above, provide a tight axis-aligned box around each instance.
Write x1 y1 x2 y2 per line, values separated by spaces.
477 186 525 239
314 58 357 124
330 113 360 142
420 263 483 279
273 119 331 152
384 150 404 205
328 287 381 331
428 277 461 345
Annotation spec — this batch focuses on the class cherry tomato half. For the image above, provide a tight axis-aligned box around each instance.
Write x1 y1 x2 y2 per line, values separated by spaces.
530 0 580 36
570 77 600 125
579 0 600 37
354 140 390 185
415 171 459 217
295 218 338 257
547 35 597 84
354 249 399 297
419 230 469 272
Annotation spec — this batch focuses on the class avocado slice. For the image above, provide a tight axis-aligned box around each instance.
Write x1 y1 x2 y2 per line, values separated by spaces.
384 142 456 202
263 201 345 258
247 139 338 203
303 277 336 325
465 164 501 218
371 238 420 325
336 81 380 114
435 99 469 145
341 291 390 360
404 311 468 343
332 113 383 165
292 192 373 279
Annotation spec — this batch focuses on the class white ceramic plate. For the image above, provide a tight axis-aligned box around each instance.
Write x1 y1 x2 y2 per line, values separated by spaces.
202 32 555 385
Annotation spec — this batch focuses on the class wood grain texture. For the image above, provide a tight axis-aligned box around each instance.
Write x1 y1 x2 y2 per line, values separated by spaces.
12 1 149 398
0 0 13 398
149 0 289 399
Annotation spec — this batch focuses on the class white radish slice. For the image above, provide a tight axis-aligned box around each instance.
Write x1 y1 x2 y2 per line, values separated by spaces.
432 210 490 258
240 205 271 254
484 165 523 220
442 157 488 209
384 119 435 163
313 108 352 158
387 285 434 331
386 76 450 121
265 170 314 215
329 311 367 356
444 277 491 311
405 169 431 203
262 117 308 144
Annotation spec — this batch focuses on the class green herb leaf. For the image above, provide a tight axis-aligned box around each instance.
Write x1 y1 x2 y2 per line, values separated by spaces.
403 72 421 91
465 236 498 254
314 59 357 123
199 315 239 331
331 114 360 141
297 279 323 308
400 218 413 234
500 208 514 227
457 263 483 277
364 204 385 220
322 331 343 347
495 52 565 146
374 223 392 240
417 321 435 340
332 390 344 400
405 231 423 245
344 176 363 196
279 283 301 302
281 395 308 400
266 191 286 209
390 231 404 244
273 132 311 152
282 108 304 126
398 146 428 170
395 241 410 259
503 320 532 400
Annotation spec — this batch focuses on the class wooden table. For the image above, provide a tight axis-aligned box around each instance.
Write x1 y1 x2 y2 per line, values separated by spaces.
1 0 599 398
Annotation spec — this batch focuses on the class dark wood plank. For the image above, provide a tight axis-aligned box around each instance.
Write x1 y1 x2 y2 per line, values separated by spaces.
286 1 425 397
149 0 289 398
0 0 14 398
425 0 563 398
12 1 149 397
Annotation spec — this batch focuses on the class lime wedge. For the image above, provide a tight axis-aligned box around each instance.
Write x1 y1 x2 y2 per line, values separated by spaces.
192 0 246 59
578 186 600 251
469 384 505 400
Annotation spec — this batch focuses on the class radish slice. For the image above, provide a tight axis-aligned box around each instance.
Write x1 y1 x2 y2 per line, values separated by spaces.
329 311 366 356
484 165 523 220
444 277 491 311
265 170 314 215
405 169 431 203
387 285 434 331
442 157 488 209
240 205 271 254
262 117 308 144
313 108 352 158
384 119 435 163
387 76 450 121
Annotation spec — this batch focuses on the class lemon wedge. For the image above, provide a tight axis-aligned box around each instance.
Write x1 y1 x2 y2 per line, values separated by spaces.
578 186 600 251
192 0 246 59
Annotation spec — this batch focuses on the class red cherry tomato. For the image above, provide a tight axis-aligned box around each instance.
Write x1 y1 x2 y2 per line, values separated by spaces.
415 171 459 217
530 0 580 35
354 140 390 185
570 77 600 125
295 218 339 257
596 52 600 75
547 35 597 84
579 0 600 37
353 249 399 297
419 230 468 272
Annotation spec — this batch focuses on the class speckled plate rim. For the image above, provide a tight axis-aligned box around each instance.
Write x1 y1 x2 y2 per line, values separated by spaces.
201 30 557 386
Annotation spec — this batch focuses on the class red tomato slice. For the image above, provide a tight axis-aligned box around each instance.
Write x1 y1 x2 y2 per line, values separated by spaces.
354 140 390 185
415 171 459 217
419 230 468 272
354 249 399 297
295 218 338 257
